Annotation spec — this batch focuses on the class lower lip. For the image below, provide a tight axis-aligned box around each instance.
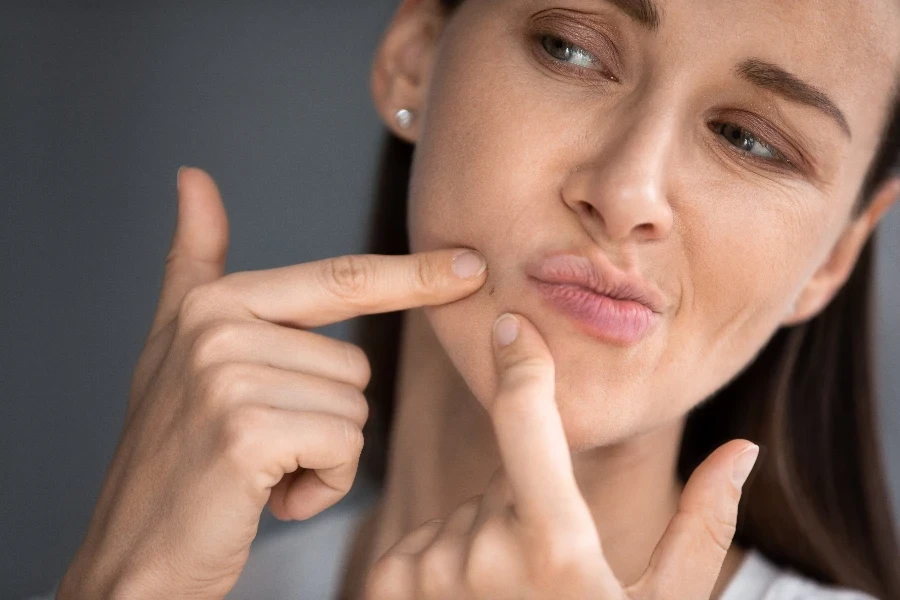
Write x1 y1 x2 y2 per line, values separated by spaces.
530 279 659 344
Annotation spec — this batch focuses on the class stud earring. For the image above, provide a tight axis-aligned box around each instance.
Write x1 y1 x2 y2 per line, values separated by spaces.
395 108 414 129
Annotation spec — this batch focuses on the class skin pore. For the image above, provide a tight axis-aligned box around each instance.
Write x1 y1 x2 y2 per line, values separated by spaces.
340 0 900 597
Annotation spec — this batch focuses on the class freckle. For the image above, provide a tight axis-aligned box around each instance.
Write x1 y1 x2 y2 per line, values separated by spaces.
489 286 496 296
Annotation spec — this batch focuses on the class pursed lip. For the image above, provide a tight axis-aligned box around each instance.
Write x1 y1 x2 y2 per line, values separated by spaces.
524 251 667 314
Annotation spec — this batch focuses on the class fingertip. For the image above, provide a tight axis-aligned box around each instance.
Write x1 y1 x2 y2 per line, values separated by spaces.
451 249 487 279
170 166 230 267
177 166 216 193
176 165 201 191
493 313 519 348
491 313 553 357
680 439 755 508
732 443 760 490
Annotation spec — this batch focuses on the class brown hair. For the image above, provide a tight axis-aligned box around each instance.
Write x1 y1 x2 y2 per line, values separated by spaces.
353 1 900 597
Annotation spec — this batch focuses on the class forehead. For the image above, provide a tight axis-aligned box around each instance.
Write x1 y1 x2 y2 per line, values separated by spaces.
670 1 898 112
495 0 900 132
713 0 900 85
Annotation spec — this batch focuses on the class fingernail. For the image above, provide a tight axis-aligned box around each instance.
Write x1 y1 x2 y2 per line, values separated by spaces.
732 444 759 489
452 250 487 279
493 313 519 347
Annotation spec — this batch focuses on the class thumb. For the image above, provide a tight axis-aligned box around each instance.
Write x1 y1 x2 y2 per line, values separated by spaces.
633 439 760 600
147 166 230 340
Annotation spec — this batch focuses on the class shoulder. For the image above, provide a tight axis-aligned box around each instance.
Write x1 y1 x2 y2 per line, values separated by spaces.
720 548 879 600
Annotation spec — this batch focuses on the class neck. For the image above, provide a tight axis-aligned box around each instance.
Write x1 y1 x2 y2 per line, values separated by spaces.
344 307 744 598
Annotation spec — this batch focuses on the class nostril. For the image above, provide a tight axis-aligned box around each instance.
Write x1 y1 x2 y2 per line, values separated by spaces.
576 201 608 232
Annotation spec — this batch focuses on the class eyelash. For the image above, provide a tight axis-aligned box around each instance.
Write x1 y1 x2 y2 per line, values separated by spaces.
535 32 619 83
707 121 795 171
534 32 797 173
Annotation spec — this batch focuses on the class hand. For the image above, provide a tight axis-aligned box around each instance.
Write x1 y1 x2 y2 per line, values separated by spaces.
364 313 759 600
56 167 488 600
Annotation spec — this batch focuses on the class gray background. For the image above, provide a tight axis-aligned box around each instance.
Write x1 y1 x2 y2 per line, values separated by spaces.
1 3 899 598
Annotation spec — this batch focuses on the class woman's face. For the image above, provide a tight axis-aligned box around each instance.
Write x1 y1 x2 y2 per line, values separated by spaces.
385 0 900 449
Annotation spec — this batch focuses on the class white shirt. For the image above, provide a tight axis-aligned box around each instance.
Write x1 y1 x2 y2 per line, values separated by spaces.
24 478 879 600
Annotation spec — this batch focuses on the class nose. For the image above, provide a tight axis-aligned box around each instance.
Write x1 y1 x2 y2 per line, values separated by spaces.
562 103 676 244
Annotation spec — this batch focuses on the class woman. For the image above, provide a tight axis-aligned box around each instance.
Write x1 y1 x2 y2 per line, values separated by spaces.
40 0 900 598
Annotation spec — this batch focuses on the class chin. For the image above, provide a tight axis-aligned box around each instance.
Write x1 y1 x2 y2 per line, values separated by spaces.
423 282 684 452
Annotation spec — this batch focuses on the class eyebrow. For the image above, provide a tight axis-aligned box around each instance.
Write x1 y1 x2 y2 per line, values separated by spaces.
605 0 661 31
602 0 852 139
735 59 852 139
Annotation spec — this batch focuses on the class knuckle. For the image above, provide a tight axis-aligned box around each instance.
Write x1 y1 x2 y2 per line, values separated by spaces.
337 416 365 456
313 414 363 466
706 511 738 553
196 361 256 407
366 553 408 599
412 253 439 292
503 356 554 388
676 510 736 555
526 531 594 584
341 342 372 390
449 495 482 529
189 321 238 371
219 405 270 468
419 542 455 595
177 283 219 328
321 255 376 301
349 420 365 455
533 538 576 574
465 516 507 589
346 387 370 427
492 352 554 401
329 383 370 429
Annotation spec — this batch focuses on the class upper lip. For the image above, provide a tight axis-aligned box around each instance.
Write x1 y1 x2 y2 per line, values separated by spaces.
525 250 667 314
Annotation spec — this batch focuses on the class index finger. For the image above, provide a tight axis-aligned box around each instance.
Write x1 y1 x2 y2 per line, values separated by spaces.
221 249 487 328
489 313 592 534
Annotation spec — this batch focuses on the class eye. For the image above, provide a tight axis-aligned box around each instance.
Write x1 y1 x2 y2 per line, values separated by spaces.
540 34 602 70
711 121 791 166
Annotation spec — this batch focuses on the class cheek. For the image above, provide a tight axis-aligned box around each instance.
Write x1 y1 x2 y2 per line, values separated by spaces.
421 291 656 450
407 7 572 257
403 4 843 449
417 189 831 454
661 190 827 407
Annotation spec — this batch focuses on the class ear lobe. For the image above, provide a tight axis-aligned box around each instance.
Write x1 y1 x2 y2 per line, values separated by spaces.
370 0 445 142
781 176 900 327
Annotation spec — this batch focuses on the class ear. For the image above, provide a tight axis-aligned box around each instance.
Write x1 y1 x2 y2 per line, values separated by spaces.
370 0 448 143
782 175 900 326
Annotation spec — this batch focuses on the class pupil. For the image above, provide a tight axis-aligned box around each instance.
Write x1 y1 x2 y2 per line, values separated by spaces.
723 124 755 152
550 37 570 59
